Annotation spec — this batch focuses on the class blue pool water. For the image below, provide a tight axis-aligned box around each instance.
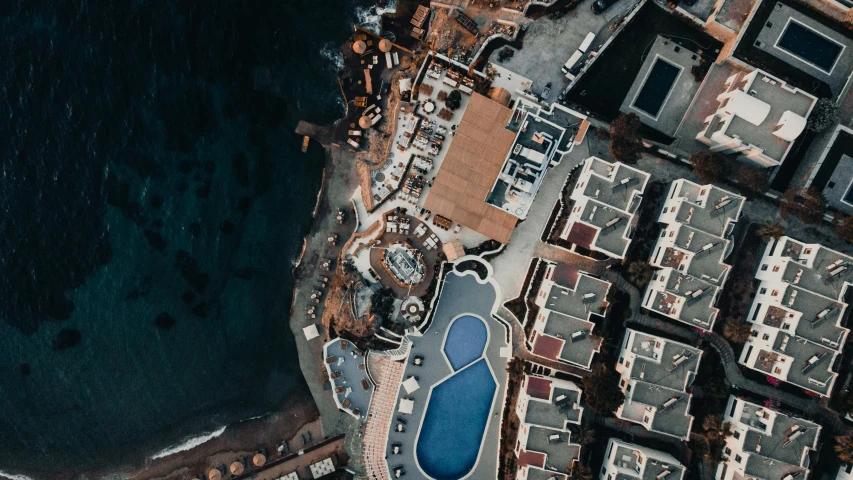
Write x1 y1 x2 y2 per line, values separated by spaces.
443 315 488 371
633 58 680 117
416 359 497 480
778 21 843 73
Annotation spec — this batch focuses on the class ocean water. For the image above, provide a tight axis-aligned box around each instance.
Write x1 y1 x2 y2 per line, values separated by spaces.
0 0 384 475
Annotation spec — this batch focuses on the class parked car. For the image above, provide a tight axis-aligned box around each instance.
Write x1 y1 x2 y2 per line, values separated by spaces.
591 0 618 14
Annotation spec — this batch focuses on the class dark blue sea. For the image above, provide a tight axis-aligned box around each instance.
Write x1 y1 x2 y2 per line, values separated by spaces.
0 0 386 475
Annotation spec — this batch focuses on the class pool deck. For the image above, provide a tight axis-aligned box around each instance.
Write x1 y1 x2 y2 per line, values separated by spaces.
384 259 511 479
753 1 853 95
619 35 703 137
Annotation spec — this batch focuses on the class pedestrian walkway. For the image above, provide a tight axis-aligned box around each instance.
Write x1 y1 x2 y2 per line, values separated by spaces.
362 353 406 480
624 289 852 435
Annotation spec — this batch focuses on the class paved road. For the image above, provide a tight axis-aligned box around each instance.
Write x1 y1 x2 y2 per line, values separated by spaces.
491 136 593 299
490 0 640 99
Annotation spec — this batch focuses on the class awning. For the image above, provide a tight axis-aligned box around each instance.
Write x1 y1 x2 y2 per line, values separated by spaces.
726 90 770 126
402 377 420 394
773 110 807 141
303 324 320 340
398 398 415 414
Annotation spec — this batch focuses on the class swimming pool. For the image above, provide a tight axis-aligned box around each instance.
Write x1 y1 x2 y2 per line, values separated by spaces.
416 359 497 480
777 19 843 73
443 315 488 371
632 57 681 118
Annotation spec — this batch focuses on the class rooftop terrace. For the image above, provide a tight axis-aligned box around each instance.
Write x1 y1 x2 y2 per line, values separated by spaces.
524 426 580 474
543 275 611 319
672 182 744 238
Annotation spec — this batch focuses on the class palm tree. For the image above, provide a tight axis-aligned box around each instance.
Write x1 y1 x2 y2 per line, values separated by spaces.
836 432 853 463
723 318 752 344
757 220 785 241
627 261 655 285
573 425 596 446
568 463 594 480
702 415 733 442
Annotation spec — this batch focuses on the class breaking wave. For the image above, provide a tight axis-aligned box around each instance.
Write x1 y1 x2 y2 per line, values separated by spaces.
354 0 398 34
320 42 345 73
150 426 228 460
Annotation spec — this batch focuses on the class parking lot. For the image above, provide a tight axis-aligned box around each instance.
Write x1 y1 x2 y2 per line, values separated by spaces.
488 0 640 102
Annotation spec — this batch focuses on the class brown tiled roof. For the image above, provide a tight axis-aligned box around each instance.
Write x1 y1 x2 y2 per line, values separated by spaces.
532 332 564 361
526 376 553 401
566 222 597 250
518 449 546 469
551 263 580 290
423 93 518 244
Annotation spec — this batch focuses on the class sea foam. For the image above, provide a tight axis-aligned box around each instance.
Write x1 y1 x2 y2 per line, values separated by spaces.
0 471 36 480
150 426 227 460
320 43 345 73
354 0 398 34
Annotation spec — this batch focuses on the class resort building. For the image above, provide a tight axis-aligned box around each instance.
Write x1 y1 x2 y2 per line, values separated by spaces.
619 35 707 138
642 180 744 330
486 96 584 220
729 0 853 99
422 91 521 244
716 395 821 480
695 68 816 167
530 261 612 370
514 374 584 480
559 157 650 259
322 338 374 420
739 236 852 396
599 438 686 480
818 125 853 215
615 329 702 441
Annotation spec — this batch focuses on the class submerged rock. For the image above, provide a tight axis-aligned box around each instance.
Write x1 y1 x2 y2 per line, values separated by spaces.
155 312 176 330
52 328 82 351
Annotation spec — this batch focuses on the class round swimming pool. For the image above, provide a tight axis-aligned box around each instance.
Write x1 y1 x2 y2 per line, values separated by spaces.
415 359 497 479
442 315 488 371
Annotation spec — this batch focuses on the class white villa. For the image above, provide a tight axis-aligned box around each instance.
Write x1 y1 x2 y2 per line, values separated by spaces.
643 180 744 330
740 236 851 396
716 395 820 480
615 329 702 441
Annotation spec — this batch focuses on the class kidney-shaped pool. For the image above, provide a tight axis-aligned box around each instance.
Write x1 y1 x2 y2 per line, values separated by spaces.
415 359 497 479
442 315 488 371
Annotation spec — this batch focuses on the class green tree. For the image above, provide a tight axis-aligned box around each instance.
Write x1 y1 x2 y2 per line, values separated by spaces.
446 90 462 110
609 113 644 164
626 261 655 286
799 187 827 224
689 151 727 184
572 424 596 446
836 214 853 243
723 318 752 344
580 363 625 416
836 432 853 463
569 463 594 480
702 415 733 442
757 220 785 241
806 98 839 132
738 165 769 195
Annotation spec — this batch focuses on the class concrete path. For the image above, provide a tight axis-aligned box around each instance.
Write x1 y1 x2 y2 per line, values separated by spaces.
634 153 853 256
491 138 593 300
289 141 364 440
489 0 641 98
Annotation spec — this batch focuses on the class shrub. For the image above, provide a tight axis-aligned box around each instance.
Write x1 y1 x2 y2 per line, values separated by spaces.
689 151 727 183
806 98 838 133
609 113 643 164
445 90 462 110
